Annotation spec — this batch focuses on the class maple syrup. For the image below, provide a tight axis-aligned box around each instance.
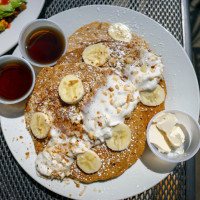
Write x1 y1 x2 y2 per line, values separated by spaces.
26 27 65 65
0 61 33 101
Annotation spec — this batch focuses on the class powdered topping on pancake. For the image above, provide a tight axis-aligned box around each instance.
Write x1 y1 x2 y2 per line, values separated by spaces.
58 41 141 70
67 22 148 52
67 22 112 52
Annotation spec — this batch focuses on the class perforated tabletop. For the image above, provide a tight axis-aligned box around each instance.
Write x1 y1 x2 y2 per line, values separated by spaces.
0 0 194 199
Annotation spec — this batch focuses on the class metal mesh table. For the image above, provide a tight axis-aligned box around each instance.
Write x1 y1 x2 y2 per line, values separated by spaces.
0 0 194 199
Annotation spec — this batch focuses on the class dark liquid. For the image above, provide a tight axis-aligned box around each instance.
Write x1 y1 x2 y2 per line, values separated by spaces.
0 62 33 101
26 27 65 64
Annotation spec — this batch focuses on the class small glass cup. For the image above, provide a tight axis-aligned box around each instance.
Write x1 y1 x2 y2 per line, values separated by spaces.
147 109 200 163
18 19 66 67
0 55 35 104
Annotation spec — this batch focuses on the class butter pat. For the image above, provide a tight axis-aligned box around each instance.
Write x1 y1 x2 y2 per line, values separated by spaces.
167 125 185 148
149 112 185 154
149 124 171 153
175 147 184 155
155 113 178 134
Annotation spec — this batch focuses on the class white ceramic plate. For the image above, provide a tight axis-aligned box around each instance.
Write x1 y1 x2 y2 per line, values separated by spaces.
0 5 199 200
0 0 45 56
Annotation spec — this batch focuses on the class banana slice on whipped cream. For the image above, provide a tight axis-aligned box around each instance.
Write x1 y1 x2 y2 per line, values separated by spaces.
58 75 84 104
82 43 111 67
140 85 165 106
106 123 131 151
30 112 51 139
77 150 102 174
108 23 132 42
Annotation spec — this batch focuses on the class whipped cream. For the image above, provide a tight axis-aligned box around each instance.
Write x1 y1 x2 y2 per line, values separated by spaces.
82 74 140 142
124 48 164 91
36 128 92 178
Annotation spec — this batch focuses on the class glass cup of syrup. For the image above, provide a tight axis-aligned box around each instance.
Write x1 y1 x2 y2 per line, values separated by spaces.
19 19 66 67
0 55 35 104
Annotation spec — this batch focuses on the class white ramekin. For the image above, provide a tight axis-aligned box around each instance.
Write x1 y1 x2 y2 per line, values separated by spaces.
18 19 66 67
147 109 200 163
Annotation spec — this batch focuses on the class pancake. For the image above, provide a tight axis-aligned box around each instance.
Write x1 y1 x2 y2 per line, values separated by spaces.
67 21 148 52
25 21 167 184
57 41 149 73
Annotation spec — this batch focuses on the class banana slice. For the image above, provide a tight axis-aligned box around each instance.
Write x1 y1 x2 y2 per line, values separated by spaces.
77 150 101 174
140 85 165 106
30 112 50 139
106 123 131 151
82 44 110 67
108 23 132 42
58 75 84 104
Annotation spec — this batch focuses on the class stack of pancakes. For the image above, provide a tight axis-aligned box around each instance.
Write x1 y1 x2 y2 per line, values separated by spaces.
25 22 166 183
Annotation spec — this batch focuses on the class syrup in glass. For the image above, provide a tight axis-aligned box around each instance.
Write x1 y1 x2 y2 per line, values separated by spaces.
0 61 33 101
26 27 65 65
